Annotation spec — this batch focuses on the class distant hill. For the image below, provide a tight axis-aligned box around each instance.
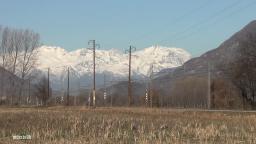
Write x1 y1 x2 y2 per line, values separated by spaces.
153 20 256 109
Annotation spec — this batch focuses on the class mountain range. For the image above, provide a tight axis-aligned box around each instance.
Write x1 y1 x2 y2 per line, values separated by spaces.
35 45 191 90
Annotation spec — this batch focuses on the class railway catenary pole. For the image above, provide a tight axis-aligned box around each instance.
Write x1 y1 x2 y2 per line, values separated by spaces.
48 68 50 105
67 67 70 106
88 40 100 108
125 46 136 106
208 62 211 109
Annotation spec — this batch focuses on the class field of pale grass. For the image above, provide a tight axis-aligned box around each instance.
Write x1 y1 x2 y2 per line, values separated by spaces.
0 107 256 144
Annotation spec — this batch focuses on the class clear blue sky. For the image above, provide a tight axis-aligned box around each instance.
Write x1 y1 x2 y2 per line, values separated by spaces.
1 0 256 56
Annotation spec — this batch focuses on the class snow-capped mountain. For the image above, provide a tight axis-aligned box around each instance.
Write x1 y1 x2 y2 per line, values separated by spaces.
35 45 191 90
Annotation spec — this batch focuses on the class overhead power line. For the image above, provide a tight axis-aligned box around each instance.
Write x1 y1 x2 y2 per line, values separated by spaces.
156 0 243 45
170 0 256 43
132 0 212 45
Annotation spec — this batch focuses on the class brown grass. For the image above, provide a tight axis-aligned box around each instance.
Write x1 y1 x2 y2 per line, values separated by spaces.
0 107 256 144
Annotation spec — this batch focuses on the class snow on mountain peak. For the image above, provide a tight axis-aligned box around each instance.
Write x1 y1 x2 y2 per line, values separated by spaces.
133 45 191 75
35 45 191 89
36 45 191 78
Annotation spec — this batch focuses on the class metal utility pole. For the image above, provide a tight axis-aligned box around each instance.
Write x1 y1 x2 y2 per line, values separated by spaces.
103 73 107 106
207 62 211 109
125 46 136 106
128 46 132 106
48 68 50 102
149 64 154 108
93 42 95 107
67 67 70 106
75 79 80 106
145 86 149 107
88 40 99 107
110 77 113 107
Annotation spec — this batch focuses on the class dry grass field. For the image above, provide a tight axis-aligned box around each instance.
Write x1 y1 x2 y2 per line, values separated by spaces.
0 107 256 144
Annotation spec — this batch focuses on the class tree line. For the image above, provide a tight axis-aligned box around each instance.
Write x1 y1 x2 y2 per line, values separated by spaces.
226 33 256 109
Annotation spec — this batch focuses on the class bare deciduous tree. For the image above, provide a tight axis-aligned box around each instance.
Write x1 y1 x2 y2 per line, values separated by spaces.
1 26 40 77
228 34 256 109
18 30 40 80
0 26 40 105
17 30 40 104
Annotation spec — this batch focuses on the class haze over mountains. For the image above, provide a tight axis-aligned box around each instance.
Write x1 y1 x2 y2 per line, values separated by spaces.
35 45 191 89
